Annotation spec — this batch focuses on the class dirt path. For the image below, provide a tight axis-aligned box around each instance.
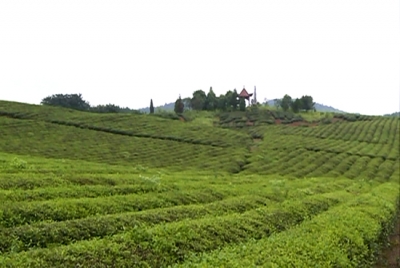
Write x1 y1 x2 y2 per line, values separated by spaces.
375 214 400 267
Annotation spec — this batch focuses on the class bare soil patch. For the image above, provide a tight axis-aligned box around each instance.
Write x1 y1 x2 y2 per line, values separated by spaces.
332 117 344 123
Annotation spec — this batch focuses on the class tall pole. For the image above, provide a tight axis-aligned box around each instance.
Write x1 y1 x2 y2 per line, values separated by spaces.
254 86 257 104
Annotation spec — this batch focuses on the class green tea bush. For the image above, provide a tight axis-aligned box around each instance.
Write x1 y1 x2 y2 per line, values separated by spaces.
176 182 399 267
0 190 356 267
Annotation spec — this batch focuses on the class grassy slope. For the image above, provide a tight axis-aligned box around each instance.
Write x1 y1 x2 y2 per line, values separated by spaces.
0 100 399 267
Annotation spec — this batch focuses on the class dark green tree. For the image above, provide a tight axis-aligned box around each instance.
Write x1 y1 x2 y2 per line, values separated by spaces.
300 95 315 112
174 95 184 114
230 89 239 110
281 94 292 112
91 104 120 113
149 99 154 114
239 97 246 111
224 90 233 111
217 94 228 111
182 97 192 110
41 93 90 111
190 90 207 110
290 98 302 113
205 87 217 111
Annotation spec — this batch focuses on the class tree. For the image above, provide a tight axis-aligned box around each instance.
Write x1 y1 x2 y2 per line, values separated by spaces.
290 98 302 113
174 96 184 114
205 87 217 111
239 97 246 111
182 97 192 110
300 95 315 112
41 93 90 111
281 94 292 112
274 99 282 110
224 91 233 111
91 104 120 113
217 94 228 111
190 90 207 110
149 99 154 114
230 89 239 110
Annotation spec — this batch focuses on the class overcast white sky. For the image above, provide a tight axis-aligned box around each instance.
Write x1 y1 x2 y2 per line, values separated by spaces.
0 0 399 115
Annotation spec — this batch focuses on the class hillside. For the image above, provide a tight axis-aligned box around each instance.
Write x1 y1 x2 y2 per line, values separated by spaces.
0 100 399 267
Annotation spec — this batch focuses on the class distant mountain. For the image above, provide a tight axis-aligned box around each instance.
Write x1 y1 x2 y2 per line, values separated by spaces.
139 99 346 113
265 99 346 113
139 102 175 113
384 111 400 117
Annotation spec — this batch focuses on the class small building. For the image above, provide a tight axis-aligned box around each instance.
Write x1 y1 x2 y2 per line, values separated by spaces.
239 87 253 105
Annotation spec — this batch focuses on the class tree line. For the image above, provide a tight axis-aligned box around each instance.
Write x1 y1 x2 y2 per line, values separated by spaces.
173 88 249 114
41 94 142 114
274 94 315 113
172 88 316 114
41 91 316 115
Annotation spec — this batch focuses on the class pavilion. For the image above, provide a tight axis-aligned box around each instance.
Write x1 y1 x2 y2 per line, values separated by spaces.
238 87 253 105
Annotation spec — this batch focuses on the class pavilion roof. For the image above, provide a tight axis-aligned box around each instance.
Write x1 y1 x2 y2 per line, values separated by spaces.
239 88 253 98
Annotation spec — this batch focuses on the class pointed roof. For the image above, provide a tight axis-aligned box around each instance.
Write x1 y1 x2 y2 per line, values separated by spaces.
239 88 253 98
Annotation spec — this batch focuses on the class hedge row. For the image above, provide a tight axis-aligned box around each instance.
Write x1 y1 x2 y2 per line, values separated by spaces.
2 178 324 227
0 171 273 190
0 177 357 253
0 173 289 202
0 184 171 202
0 190 356 267
0 194 271 253
0 187 241 227
0 118 248 173
177 182 399 267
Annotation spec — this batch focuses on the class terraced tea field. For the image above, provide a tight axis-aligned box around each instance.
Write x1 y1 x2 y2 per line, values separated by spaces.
0 101 399 267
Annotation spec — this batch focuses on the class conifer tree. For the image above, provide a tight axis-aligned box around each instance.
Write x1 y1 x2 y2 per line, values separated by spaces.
150 99 154 114
174 95 184 114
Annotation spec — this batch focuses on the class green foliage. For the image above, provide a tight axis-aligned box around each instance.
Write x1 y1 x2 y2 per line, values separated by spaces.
0 100 398 267
281 94 292 112
290 98 302 113
204 87 217 111
190 90 207 110
90 103 131 113
177 182 399 267
300 95 315 112
41 93 90 111
41 93 142 114
149 99 154 114
174 96 185 114
231 89 239 110
239 98 246 111
9 157 28 169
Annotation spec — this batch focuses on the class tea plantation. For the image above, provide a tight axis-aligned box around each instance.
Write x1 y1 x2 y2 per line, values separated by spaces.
0 100 399 267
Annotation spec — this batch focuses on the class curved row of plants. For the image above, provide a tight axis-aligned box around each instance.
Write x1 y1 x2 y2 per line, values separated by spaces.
0 188 364 267
276 117 398 145
245 135 398 180
0 176 357 254
1 182 287 228
175 182 399 267
0 118 248 173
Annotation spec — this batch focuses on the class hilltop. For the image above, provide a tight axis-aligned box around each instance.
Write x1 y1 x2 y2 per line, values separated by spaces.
0 99 399 267
385 111 400 117
264 99 346 113
138 99 346 113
